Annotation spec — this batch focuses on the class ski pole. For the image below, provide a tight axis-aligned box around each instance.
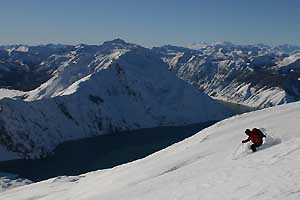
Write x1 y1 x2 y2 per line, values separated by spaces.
232 143 242 157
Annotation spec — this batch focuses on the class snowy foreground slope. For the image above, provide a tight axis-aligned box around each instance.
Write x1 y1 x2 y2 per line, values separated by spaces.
0 173 32 192
1 102 300 200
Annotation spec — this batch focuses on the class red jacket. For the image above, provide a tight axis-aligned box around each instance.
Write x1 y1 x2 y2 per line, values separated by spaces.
243 128 264 145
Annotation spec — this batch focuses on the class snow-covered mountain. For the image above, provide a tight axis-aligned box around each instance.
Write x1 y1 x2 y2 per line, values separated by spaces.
1 101 299 199
0 39 230 159
154 43 300 108
187 42 300 55
274 44 300 54
0 44 72 91
1 41 300 109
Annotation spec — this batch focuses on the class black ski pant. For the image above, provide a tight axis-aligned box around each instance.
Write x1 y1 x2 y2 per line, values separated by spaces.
250 143 262 152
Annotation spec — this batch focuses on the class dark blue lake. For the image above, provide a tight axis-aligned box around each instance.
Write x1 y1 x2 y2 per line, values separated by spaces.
0 121 216 182
0 99 256 182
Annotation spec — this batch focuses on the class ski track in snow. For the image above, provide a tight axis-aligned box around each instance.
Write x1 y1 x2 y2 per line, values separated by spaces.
0 102 299 199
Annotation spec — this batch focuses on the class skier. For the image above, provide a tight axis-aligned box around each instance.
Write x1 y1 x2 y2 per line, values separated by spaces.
242 128 266 152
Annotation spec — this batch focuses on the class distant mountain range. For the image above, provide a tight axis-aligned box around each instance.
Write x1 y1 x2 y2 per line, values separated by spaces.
0 39 230 159
154 42 300 108
187 42 300 54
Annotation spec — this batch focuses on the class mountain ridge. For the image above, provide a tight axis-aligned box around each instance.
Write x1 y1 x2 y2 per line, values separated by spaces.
155 42 300 108
0 41 230 159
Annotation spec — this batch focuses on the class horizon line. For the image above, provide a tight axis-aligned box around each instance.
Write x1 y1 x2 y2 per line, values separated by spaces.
1 38 300 49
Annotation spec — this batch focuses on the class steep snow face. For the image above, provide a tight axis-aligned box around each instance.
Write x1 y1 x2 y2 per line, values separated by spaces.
24 40 140 100
25 46 129 100
1 102 299 200
155 44 300 108
0 43 230 159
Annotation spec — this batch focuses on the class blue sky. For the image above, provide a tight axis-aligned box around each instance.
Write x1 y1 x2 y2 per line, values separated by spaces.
0 0 299 47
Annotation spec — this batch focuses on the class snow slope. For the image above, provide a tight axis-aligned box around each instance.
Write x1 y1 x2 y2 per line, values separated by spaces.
0 173 32 192
1 102 299 200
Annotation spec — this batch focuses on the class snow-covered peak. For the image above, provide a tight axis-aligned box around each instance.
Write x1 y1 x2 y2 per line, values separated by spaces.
101 39 139 51
25 46 130 100
187 41 237 51
14 46 29 52
103 38 128 45
187 42 209 50
214 41 235 47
